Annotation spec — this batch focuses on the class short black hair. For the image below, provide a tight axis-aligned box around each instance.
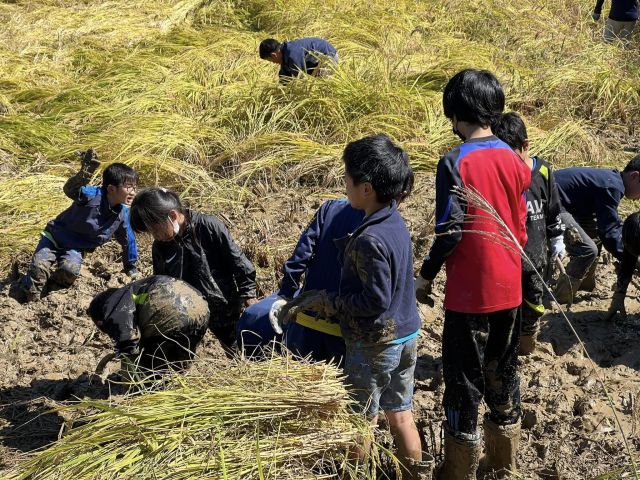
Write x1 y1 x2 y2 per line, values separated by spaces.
87 288 118 330
102 163 139 190
493 112 528 151
259 39 282 59
443 69 505 127
623 154 640 173
623 212 640 257
130 187 185 233
343 134 412 203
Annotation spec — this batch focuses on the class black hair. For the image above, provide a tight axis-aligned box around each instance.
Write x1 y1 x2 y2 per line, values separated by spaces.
87 288 118 329
102 163 139 190
130 187 186 233
623 212 640 257
442 69 505 127
492 111 528 151
343 134 412 203
259 39 282 59
623 154 640 173
398 164 415 202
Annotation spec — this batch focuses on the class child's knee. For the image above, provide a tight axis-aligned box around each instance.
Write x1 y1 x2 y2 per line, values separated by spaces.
55 256 82 286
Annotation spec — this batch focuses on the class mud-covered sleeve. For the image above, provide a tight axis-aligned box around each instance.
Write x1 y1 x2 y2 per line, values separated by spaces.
99 285 140 353
278 202 327 298
546 167 564 239
595 188 624 260
419 154 465 280
615 249 637 295
208 217 257 298
334 234 392 319
114 206 138 271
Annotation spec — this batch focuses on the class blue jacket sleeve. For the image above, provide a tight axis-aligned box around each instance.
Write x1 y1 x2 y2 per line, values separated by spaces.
334 234 391 319
114 206 138 270
277 202 328 298
420 154 465 280
595 188 624 260
546 166 564 239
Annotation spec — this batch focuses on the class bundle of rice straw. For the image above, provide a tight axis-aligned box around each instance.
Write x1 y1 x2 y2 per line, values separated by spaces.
4 354 388 480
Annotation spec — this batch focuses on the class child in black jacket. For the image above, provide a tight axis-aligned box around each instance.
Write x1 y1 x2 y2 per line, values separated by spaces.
130 188 257 349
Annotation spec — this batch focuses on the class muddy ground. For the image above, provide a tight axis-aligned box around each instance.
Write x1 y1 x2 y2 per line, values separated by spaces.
0 177 639 478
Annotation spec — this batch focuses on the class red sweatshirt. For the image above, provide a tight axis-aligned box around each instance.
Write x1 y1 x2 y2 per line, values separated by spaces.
420 136 531 313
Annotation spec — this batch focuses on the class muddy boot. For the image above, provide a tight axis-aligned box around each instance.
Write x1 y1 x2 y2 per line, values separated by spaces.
435 425 481 480
406 456 434 480
518 331 536 356
578 261 597 293
482 418 520 478
553 274 581 306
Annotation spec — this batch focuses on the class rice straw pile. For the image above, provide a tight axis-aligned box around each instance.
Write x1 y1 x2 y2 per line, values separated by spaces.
3 355 382 480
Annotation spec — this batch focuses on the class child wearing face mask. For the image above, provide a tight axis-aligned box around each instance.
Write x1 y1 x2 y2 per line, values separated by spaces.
130 188 257 349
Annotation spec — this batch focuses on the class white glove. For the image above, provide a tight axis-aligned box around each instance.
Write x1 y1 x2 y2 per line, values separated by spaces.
550 235 566 260
415 275 434 306
268 296 288 335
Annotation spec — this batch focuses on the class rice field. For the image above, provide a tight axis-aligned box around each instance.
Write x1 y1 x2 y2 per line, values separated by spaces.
1 0 640 268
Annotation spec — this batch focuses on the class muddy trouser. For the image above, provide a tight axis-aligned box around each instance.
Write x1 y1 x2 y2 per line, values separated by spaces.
442 308 521 438
521 267 545 336
138 329 206 372
604 18 637 42
209 299 242 349
561 212 600 280
21 235 83 297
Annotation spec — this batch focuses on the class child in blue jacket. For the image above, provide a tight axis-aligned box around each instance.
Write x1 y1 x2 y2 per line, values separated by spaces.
19 150 139 301
278 135 424 477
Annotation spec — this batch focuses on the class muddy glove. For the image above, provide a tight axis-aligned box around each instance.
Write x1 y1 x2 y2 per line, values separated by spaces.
605 291 626 321
79 148 101 174
115 339 140 357
550 235 566 260
415 275 434 307
269 296 289 335
277 290 337 327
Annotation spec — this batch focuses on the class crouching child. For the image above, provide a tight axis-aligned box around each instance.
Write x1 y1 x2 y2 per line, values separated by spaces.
19 150 139 301
88 275 210 373
278 135 425 478
606 212 640 320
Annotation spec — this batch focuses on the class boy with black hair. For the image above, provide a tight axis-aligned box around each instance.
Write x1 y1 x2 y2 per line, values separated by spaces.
19 150 139 302
259 37 338 79
278 135 425 478
493 112 565 355
553 155 640 305
415 70 530 479
88 275 209 372
606 211 640 319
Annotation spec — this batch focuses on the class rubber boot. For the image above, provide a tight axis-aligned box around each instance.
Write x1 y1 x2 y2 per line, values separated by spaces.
518 331 536 356
483 418 520 478
578 260 597 293
435 425 481 480
553 273 581 306
406 456 434 480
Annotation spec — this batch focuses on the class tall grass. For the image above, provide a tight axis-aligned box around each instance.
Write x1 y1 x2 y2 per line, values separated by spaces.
1 0 640 267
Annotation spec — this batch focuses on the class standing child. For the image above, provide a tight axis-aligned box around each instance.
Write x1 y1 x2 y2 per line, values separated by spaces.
415 70 530 479
130 188 257 350
493 112 566 355
19 150 139 301
279 135 424 478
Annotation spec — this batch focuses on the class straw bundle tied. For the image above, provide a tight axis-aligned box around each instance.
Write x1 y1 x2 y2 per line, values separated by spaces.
4 355 384 480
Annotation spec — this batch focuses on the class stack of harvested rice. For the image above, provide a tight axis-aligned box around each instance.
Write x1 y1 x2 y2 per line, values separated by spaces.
4 355 385 480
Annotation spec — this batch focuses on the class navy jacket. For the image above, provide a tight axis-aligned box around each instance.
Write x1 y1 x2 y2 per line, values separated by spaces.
45 185 137 270
278 199 364 298
335 202 421 346
152 211 256 307
555 167 625 260
279 37 337 78
594 0 638 21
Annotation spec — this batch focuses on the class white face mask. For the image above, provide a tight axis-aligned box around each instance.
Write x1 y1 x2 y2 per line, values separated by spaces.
168 216 180 237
